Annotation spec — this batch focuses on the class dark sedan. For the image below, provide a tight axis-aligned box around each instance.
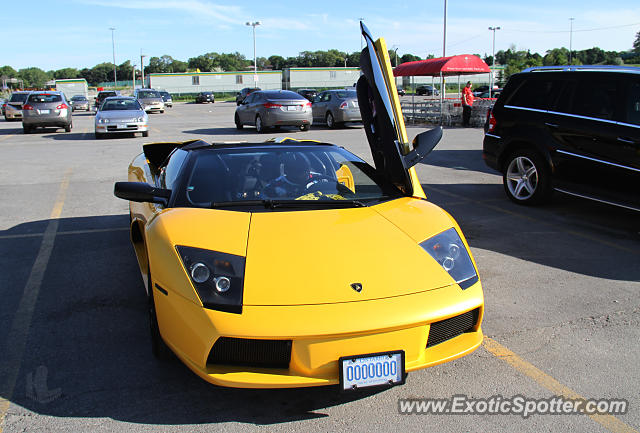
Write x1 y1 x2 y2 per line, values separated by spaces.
235 87 261 105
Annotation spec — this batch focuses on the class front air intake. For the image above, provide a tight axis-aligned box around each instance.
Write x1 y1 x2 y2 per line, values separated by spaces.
426 308 480 348
207 337 292 368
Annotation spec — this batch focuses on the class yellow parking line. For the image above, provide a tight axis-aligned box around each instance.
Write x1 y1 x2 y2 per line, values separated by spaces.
0 169 72 433
423 185 640 255
484 337 638 433
0 135 13 142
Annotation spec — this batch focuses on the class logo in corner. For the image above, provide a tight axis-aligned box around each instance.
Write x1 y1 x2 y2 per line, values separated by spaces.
350 283 363 293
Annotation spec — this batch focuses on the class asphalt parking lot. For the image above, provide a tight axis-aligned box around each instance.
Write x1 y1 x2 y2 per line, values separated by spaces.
0 101 638 433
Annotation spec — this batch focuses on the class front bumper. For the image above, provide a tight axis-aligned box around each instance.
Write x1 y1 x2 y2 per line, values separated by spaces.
5 106 22 119
96 122 148 133
154 279 483 388
143 104 164 113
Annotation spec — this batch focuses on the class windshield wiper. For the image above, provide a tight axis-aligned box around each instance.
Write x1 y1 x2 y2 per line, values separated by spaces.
211 199 366 209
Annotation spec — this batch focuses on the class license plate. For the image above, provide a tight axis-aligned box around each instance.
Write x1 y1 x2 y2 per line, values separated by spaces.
287 105 297 111
339 351 405 391
39 109 50 114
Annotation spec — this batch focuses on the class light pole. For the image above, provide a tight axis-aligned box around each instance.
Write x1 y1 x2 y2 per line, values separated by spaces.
132 63 136 92
569 18 575 64
488 26 501 94
140 53 146 88
109 27 116 89
246 21 261 88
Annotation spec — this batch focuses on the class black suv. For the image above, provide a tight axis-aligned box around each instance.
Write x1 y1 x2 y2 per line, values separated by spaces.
195 92 215 103
235 87 260 105
94 90 119 108
483 66 640 212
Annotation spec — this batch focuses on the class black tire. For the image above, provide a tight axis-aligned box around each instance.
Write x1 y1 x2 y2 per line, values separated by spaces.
300 124 310 131
326 112 336 129
142 131 149 137
255 115 265 133
147 267 172 361
95 132 103 139
64 122 72 132
160 110 164 114
23 125 31 134
235 113 243 130
502 148 552 205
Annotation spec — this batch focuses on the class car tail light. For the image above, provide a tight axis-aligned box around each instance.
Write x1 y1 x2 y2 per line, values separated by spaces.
339 101 348 109
23 104 34 110
56 103 68 110
303 101 311 108
487 110 497 133
263 102 282 109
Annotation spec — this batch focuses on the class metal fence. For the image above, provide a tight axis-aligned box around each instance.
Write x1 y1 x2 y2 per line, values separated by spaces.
400 98 495 127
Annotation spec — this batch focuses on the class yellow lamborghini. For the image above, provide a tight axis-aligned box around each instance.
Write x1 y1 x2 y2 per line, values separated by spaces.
114 23 484 391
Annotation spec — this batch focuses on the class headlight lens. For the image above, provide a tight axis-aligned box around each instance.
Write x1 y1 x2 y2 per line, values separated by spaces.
137 116 145 122
97 117 109 124
420 228 478 289
176 246 245 313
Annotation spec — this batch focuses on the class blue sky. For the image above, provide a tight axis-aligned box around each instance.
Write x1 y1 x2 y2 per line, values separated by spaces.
4 0 640 70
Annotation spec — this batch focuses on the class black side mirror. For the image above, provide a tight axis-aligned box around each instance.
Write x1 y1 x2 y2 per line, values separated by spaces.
114 182 171 205
404 127 443 168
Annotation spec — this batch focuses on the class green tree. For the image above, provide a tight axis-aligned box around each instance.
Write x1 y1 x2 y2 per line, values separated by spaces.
117 60 133 81
400 54 421 64
543 48 569 66
0 65 18 78
18 67 51 88
52 68 79 79
268 55 286 70
633 30 640 53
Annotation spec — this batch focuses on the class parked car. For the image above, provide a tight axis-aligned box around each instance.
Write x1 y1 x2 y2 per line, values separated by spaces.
235 87 260 105
0 98 5 116
133 89 165 113
472 85 490 97
70 95 90 111
477 88 502 99
112 24 483 391
22 91 72 133
297 88 318 101
312 89 361 128
94 96 149 139
416 85 439 96
4 91 31 121
94 90 119 109
397 87 406 96
483 65 640 212
159 91 173 107
195 92 215 104
234 90 312 132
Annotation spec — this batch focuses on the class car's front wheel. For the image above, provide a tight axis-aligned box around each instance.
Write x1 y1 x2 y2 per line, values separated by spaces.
503 149 551 205
142 131 149 137
235 113 243 130
148 270 172 361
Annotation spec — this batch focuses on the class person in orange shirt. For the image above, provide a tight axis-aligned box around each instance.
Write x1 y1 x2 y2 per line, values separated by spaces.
462 81 474 127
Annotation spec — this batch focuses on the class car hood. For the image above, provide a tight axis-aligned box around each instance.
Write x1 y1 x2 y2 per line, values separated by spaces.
139 97 163 104
242 201 455 306
97 110 145 119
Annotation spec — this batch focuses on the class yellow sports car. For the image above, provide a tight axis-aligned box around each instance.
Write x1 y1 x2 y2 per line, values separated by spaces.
114 23 484 391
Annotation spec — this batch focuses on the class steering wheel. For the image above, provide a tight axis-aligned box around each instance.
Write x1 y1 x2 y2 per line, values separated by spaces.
304 174 355 197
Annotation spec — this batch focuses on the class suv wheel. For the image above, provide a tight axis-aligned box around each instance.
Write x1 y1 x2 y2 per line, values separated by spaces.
503 149 551 205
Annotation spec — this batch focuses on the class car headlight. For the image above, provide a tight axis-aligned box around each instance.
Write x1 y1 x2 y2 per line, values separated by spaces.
420 228 478 289
176 246 245 313
137 117 145 122
97 117 109 124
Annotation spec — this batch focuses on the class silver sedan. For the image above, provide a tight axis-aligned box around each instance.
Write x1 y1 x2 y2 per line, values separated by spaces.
94 97 149 139
312 89 361 128
234 90 312 132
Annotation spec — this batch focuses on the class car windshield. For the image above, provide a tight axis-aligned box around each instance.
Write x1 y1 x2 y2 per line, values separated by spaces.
28 94 62 103
9 93 29 103
160 92 170 98
176 145 403 209
138 90 160 98
72 96 87 101
262 91 305 100
101 99 141 111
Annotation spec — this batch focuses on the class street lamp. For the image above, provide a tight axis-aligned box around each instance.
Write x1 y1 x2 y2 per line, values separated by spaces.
140 53 146 88
246 21 261 87
109 27 116 89
488 26 501 94
569 18 575 64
